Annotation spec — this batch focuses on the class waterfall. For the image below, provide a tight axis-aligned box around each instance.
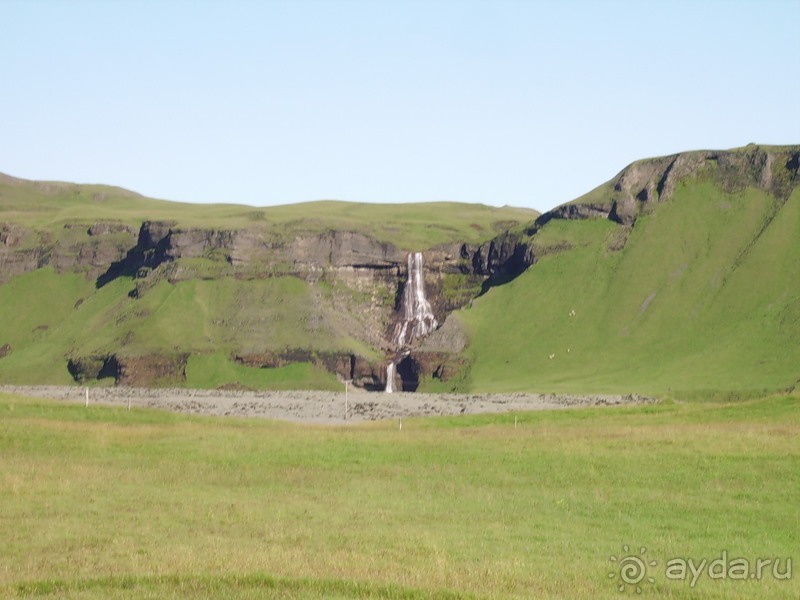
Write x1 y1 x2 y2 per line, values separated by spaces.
385 362 396 394
385 252 438 392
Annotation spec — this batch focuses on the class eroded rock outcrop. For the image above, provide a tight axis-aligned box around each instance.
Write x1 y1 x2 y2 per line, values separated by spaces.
0 225 41 282
535 145 800 229
0 221 137 283
532 203 610 229
234 350 386 391
466 231 534 284
67 353 188 387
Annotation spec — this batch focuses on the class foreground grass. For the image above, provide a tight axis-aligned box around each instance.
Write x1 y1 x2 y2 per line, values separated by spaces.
0 393 797 599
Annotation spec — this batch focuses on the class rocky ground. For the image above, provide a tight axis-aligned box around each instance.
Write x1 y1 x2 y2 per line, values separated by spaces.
0 385 657 424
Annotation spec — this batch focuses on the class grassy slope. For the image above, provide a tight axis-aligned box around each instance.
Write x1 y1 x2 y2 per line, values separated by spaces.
0 174 537 249
0 392 797 599
460 182 800 397
0 269 353 386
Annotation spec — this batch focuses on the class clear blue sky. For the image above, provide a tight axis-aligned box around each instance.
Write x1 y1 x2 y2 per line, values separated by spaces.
3 0 798 212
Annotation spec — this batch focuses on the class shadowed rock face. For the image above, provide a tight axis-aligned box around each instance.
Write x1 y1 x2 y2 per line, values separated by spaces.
466 232 534 289
234 350 387 391
0 224 40 281
0 221 137 283
533 203 611 228
66 353 188 387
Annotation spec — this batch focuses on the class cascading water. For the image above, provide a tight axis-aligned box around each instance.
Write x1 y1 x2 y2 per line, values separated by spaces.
385 252 438 393
385 362 397 394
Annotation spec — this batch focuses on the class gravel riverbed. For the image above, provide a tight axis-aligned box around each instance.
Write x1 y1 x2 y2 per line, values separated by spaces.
0 385 657 424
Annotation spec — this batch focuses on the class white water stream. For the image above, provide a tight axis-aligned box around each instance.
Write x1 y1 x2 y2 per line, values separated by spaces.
385 362 397 394
385 252 438 393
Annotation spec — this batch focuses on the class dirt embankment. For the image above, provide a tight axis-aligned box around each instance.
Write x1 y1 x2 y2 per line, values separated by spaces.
0 385 657 424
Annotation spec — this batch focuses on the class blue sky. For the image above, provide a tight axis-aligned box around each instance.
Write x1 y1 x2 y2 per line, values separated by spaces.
3 0 798 212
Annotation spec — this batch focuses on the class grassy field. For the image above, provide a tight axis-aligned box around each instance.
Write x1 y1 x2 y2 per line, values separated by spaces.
0 173 537 249
1 392 797 599
460 182 800 397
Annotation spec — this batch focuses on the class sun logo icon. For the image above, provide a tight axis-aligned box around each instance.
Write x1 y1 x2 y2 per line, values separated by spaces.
608 545 657 593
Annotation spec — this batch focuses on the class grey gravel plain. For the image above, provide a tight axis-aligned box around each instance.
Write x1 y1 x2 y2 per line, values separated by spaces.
1 385 657 424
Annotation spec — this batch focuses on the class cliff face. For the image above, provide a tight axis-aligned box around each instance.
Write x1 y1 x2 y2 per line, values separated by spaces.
3 144 796 390
99 220 533 305
2 213 534 388
0 221 137 283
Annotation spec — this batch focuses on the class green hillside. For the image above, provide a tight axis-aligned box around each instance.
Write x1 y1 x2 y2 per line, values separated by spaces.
1 145 798 397
0 269 349 387
0 173 536 249
459 172 800 398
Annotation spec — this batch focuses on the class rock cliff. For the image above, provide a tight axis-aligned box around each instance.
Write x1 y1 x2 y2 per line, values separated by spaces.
536 144 800 228
31 217 537 388
0 221 137 284
4 144 797 390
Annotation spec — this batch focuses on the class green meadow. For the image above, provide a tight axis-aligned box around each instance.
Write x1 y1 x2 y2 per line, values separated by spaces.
1 392 797 599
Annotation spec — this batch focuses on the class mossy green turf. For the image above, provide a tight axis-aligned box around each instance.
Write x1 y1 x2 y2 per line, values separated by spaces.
0 269 353 386
460 182 800 397
185 353 339 391
0 174 537 249
1 393 797 599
